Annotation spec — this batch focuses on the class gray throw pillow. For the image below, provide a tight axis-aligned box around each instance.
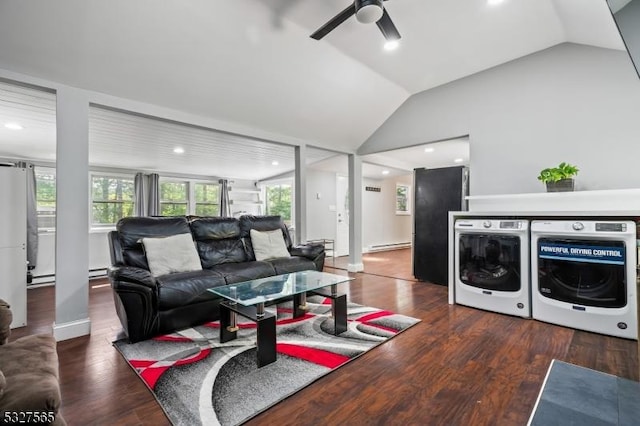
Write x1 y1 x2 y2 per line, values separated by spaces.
142 233 202 277
250 229 291 261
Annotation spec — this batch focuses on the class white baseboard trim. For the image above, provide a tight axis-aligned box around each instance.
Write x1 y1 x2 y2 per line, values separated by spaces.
347 263 364 272
53 318 91 341
365 242 412 253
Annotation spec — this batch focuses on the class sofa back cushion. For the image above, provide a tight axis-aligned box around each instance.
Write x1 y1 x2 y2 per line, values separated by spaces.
117 216 191 269
239 215 292 261
190 217 247 268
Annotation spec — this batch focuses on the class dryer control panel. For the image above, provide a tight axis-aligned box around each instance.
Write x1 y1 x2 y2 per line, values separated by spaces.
500 221 523 229
596 223 627 232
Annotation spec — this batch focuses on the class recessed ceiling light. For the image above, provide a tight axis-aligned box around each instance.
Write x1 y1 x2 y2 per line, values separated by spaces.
384 40 399 51
454 158 464 163
272 161 279 166
424 147 434 153
487 0 505 5
4 122 23 130
382 170 390 175
173 147 184 154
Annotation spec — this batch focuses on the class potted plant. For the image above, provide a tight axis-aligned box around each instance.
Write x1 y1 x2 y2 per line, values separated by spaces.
537 162 579 192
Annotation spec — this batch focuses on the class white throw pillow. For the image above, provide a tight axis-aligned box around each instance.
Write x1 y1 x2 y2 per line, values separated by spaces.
250 229 291 261
142 233 202 277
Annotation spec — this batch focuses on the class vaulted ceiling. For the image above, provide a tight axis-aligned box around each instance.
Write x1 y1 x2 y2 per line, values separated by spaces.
0 0 625 178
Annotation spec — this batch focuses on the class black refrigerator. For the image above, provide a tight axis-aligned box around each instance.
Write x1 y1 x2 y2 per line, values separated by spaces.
413 166 468 285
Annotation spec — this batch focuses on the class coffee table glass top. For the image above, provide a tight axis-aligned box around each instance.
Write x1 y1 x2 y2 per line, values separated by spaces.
208 270 353 306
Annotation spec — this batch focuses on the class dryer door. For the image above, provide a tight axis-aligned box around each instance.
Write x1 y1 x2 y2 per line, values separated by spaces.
537 238 627 308
458 234 522 292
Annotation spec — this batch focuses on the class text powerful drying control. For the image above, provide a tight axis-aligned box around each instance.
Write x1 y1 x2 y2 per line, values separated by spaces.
483 221 492 228
572 222 584 231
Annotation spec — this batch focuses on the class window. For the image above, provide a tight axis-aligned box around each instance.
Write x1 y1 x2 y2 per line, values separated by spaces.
194 182 220 216
396 183 411 215
91 175 135 226
265 183 292 225
160 181 188 216
35 168 56 230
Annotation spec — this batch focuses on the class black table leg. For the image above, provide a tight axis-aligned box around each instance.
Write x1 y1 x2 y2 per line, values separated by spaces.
333 294 347 335
293 292 307 318
219 301 277 367
257 314 276 367
219 303 237 343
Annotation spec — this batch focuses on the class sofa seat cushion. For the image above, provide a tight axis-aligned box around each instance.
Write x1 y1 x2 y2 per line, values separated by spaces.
0 334 62 413
156 270 226 311
209 261 276 285
268 257 317 275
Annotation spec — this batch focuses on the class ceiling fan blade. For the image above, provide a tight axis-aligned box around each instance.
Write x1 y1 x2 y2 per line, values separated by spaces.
310 4 356 40
376 9 401 41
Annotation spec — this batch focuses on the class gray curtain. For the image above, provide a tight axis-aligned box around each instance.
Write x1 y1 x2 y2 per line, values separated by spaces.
16 161 38 269
148 173 160 216
219 179 230 217
134 172 147 216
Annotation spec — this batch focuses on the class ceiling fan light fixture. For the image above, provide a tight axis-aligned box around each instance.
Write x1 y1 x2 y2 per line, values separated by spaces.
4 122 23 130
384 40 399 51
355 0 384 24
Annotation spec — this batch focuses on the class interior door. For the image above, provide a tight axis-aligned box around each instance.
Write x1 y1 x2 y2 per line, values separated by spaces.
335 174 349 256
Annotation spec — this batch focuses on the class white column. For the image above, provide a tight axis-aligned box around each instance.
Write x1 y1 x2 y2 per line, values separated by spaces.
347 154 363 272
294 144 307 245
54 86 91 341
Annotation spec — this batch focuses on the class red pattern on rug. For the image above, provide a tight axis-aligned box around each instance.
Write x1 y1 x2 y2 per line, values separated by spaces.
276 343 349 368
130 348 212 389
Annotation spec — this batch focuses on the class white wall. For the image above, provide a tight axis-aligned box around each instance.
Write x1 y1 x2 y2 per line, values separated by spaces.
32 231 111 283
358 43 640 195
362 174 413 251
305 169 413 252
306 169 337 241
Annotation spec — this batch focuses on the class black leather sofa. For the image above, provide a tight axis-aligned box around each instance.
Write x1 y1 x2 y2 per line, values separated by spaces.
107 215 325 342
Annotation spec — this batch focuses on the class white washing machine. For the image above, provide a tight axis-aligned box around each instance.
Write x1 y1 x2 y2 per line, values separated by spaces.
531 220 637 340
454 219 530 317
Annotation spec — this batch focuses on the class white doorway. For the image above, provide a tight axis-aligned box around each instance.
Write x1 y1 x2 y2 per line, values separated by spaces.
335 174 349 256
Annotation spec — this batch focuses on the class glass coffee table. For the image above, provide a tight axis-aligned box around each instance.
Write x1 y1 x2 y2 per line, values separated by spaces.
208 270 353 367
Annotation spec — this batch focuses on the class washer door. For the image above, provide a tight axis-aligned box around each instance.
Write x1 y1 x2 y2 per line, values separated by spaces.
537 238 626 308
458 234 521 292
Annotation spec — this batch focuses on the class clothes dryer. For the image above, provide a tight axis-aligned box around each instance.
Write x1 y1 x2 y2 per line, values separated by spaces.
531 220 637 339
454 219 530 317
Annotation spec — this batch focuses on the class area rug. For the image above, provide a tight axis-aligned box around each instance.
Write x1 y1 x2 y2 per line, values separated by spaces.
528 359 640 426
114 297 420 426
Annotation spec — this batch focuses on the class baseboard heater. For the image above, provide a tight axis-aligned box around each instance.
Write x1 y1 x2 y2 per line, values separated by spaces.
366 242 412 253
29 268 108 286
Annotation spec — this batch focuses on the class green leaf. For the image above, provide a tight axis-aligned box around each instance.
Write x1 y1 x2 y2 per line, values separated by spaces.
537 162 578 183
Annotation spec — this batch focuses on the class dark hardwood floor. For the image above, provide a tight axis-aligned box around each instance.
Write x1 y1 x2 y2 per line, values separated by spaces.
331 248 417 282
11 269 638 425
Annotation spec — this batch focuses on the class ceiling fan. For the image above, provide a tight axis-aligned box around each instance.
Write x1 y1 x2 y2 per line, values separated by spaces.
310 0 401 42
